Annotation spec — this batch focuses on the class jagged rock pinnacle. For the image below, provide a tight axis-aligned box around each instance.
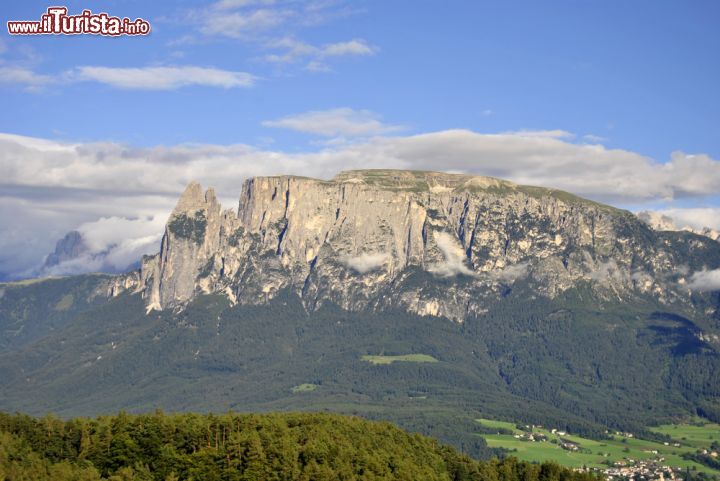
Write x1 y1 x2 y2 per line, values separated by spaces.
174 181 207 213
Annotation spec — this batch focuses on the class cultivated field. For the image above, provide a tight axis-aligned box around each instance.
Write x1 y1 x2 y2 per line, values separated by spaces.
476 418 720 475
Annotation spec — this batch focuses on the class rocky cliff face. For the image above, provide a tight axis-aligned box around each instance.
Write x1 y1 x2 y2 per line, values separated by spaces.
111 170 719 321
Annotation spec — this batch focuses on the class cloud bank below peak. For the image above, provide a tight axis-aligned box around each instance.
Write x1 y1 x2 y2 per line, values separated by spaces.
687 269 720 292
1 127 719 278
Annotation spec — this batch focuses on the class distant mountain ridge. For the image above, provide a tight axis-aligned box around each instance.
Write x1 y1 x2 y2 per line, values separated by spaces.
43 230 89 269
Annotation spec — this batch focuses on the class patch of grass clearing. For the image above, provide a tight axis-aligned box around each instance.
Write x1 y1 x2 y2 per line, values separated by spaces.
291 383 318 393
361 354 439 365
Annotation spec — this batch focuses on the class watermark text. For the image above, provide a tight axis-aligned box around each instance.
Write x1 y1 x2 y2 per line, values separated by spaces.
7 7 151 36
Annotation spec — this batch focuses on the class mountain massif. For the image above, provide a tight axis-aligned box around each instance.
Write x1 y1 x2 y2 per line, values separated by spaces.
111 170 719 321
1 170 719 456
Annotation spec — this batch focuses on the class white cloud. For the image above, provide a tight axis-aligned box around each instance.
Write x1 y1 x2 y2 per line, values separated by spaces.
503 129 575 139
0 40 50 91
687 269 720 292
213 0 278 11
305 60 332 72
494 262 529 283
655 208 720 231
0 65 257 91
0 191 176 279
637 209 720 240
351 130 720 202
429 232 474 277
661 152 720 198
2 129 720 204
200 8 290 38
588 259 628 283
2 128 720 278
263 37 376 66
0 67 52 88
583 134 607 143
262 108 403 137
55 215 166 275
186 0 373 71
78 216 165 254
197 0 353 39
40 216 164 276
263 37 318 63
40 255 105 277
342 252 390 273
322 39 375 57
69 66 255 90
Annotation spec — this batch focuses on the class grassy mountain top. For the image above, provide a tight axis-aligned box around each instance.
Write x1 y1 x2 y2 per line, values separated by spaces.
331 169 625 213
333 169 513 192
0 411 601 481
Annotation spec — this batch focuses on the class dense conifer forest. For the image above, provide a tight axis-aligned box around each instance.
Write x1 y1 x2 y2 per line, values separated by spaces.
0 411 603 481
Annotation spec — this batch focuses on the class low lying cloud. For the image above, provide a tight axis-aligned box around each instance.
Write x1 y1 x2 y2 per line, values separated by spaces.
342 252 390 273
631 271 653 284
36 216 165 276
638 208 720 233
494 262 530 283
78 216 165 267
429 232 474 277
36 216 165 277
0 182 176 279
262 108 403 137
686 269 720 292
588 259 629 283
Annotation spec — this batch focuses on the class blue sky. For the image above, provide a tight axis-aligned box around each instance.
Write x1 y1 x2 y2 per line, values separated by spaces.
2 0 719 157
0 0 719 277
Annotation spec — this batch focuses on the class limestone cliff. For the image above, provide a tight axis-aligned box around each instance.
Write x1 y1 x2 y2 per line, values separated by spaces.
111 170 719 321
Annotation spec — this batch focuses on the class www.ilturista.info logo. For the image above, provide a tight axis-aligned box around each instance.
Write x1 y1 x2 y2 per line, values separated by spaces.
7 7 150 36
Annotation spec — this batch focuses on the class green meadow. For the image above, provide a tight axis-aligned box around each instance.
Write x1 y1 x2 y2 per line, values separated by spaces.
651 421 720 449
476 418 720 475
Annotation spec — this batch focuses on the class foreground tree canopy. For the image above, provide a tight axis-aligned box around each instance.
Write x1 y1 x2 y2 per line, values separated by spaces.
0 411 601 481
